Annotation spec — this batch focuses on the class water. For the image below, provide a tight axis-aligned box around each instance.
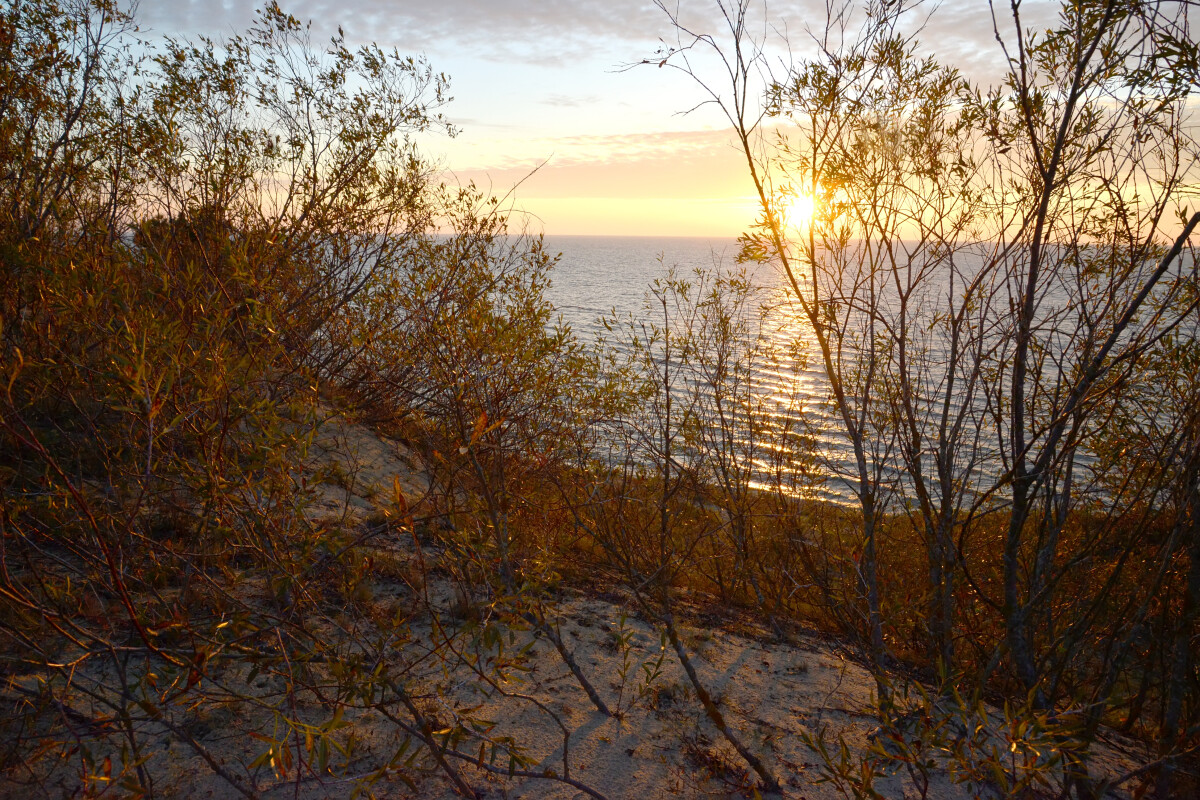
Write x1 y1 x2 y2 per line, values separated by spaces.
538 235 1182 510
542 235 849 500
543 235 743 342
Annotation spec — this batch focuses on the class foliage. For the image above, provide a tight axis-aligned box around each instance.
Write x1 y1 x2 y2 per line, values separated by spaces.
0 2 609 797
650 0 1200 794
5 0 1200 795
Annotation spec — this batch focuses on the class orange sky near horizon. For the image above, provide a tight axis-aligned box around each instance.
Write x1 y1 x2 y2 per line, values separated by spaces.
142 1 1060 238
443 129 761 237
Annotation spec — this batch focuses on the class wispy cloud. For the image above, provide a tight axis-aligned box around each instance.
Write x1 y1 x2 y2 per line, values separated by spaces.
450 128 738 172
139 1 1033 83
540 93 602 108
140 1 671 59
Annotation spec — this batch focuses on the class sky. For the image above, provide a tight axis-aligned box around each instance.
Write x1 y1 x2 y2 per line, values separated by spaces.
140 1 1057 237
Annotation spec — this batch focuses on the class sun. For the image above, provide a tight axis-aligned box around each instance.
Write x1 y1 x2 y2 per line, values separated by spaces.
782 191 817 229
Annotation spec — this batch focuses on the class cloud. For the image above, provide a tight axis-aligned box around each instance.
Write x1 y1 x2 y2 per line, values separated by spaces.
446 117 525 130
134 0 886 66
552 128 738 164
449 128 740 172
908 0 1062 85
137 0 676 60
444 133 750 201
540 93 602 108
135 1 1050 82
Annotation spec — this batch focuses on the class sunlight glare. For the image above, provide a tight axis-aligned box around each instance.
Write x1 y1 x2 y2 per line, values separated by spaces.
784 192 817 229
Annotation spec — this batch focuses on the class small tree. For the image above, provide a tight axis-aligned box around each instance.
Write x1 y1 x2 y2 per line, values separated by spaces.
654 0 1200 792
577 266 798 792
0 3 610 797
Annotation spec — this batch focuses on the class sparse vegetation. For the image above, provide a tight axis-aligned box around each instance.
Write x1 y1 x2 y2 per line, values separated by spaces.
2 0 1199 797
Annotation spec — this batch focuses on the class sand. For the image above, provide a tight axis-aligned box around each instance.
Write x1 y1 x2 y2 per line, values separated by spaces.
0 410 1151 799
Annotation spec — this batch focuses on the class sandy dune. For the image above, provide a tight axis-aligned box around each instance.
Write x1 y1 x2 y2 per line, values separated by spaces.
1 411 1149 799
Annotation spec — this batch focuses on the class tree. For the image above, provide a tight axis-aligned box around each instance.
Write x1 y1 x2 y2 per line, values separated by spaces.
654 0 1200 792
579 266 785 792
0 3 612 797
137 2 450 383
